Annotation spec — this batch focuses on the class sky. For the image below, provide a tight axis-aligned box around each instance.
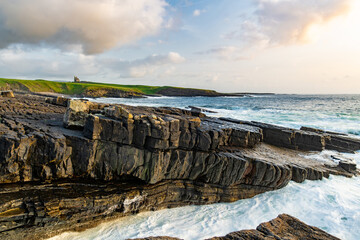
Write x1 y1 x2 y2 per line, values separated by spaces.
0 0 359 94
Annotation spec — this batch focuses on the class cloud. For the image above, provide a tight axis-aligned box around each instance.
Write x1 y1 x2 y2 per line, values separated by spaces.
0 0 167 54
193 9 206 17
196 46 247 61
0 48 185 79
0 47 99 78
125 52 185 78
226 0 352 46
193 10 201 16
132 52 185 65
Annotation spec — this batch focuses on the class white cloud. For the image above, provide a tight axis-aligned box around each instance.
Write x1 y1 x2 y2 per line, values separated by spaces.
0 0 167 54
0 48 185 79
196 46 246 61
0 47 99 79
193 9 201 16
193 9 206 17
125 52 185 78
227 0 352 47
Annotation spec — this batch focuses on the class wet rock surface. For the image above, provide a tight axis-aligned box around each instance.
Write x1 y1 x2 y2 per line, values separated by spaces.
209 214 340 240
133 214 340 240
0 93 358 239
220 118 360 153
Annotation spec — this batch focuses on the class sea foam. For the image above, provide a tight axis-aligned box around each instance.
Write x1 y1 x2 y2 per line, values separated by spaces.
51 95 360 240
49 151 360 240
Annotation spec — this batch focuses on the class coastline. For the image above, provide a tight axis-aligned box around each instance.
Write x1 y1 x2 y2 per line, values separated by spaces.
0 91 358 239
0 78 273 98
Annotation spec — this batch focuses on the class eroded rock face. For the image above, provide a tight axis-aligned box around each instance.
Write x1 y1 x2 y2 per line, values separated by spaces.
83 88 144 98
0 94 358 239
220 118 360 153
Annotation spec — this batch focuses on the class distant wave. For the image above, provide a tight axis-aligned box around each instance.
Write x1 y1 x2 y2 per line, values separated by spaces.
55 94 360 240
88 95 360 136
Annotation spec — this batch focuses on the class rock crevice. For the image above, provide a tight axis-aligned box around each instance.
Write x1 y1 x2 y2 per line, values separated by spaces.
0 94 358 239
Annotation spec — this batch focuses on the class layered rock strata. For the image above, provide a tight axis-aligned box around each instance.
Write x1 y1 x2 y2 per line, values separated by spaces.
220 117 360 153
0 93 358 239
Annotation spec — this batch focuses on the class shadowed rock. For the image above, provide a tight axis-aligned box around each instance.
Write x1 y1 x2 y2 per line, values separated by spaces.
0 94 358 240
208 214 340 240
220 118 360 153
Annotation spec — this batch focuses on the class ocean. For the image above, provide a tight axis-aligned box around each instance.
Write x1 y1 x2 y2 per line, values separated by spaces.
50 94 360 240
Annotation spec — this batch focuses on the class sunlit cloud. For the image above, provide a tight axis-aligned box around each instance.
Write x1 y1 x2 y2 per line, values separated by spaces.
226 0 353 47
0 0 167 54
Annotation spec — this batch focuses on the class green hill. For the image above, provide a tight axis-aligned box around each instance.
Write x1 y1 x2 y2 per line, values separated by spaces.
0 78 225 98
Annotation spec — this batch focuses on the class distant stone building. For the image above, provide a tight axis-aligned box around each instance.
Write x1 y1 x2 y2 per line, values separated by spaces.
74 76 80 83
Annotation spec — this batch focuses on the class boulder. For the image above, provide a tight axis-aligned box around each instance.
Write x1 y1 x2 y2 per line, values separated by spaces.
255 214 340 240
188 106 217 113
63 99 91 129
339 160 357 172
46 96 70 106
0 90 15 98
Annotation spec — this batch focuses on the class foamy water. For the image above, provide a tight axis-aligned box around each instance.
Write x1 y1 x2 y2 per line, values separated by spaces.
51 95 360 240
91 95 360 136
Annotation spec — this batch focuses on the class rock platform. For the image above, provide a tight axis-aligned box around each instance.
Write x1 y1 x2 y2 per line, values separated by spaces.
0 93 358 239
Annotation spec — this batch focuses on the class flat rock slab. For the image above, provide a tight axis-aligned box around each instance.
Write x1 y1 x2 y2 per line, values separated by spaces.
0 92 357 239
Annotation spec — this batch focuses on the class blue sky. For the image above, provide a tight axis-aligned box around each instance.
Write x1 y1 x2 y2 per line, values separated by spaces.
0 0 359 93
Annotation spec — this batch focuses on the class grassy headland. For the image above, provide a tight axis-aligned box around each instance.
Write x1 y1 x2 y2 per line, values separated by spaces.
0 78 228 98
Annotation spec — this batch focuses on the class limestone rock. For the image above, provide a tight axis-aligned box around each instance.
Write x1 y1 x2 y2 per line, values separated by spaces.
339 160 357 172
133 214 340 240
220 118 360 153
63 99 91 129
0 90 15 98
207 214 340 240
255 214 340 240
0 93 358 240
45 96 69 106
301 126 360 153
188 105 217 113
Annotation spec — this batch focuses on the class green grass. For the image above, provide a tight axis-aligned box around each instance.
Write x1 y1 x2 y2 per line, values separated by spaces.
0 78 165 95
0 78 219 97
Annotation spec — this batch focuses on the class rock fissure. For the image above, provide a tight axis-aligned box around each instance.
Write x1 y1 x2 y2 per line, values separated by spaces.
0 93 359 239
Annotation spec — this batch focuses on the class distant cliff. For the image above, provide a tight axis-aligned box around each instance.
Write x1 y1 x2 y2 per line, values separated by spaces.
0 78 242 98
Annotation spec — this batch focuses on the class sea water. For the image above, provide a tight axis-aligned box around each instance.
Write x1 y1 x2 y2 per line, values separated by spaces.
50 95 360 240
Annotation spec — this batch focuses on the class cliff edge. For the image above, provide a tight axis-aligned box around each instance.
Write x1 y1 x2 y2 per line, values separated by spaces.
0 92 358 239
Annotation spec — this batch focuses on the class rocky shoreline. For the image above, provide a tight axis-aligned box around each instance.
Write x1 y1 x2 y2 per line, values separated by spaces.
0 92 358 239
0 79 247 98
132 214 340 240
